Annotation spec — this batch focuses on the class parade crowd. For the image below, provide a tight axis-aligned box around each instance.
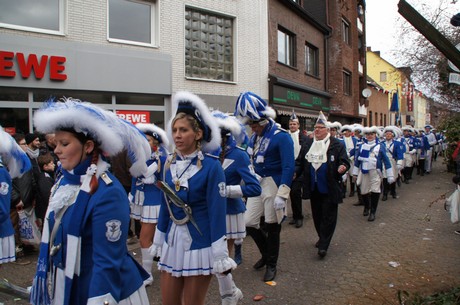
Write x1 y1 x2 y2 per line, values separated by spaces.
0 91 450 305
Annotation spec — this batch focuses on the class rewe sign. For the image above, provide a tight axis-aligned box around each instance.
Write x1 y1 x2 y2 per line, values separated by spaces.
116 110 150 124
0 50 67 81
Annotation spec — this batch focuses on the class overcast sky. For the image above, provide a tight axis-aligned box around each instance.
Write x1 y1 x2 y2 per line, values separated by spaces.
365 0 459 66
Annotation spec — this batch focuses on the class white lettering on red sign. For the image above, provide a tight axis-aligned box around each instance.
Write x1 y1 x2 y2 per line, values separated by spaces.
116 111 150 124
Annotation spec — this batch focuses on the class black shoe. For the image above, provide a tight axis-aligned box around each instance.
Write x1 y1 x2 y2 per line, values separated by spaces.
288 219 296 225
392 193 397 199
253 258 266 270
382 194 388 201
363 208 369 216
318 249 327 258
353 202 364 206
263 266 277 282
295 219 303 228
349 191 355 197
368 213 375 222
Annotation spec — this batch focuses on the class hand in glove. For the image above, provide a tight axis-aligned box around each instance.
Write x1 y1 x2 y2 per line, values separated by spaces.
225 185 243 198
273 196 286 210
142 163 158 184
149 230 165 261
387 175 396 184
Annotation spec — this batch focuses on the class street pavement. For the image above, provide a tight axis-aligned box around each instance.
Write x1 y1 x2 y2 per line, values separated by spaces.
1 159 459 305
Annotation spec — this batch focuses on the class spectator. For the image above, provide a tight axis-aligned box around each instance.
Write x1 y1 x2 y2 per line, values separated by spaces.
35 153 56 229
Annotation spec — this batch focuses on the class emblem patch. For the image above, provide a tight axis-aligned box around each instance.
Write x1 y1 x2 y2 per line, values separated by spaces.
105 220 122 242
218 182 227 198
0 182 8 195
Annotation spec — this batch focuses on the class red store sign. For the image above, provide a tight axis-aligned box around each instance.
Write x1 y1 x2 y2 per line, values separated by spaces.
0 50 67 81
116 110 150 124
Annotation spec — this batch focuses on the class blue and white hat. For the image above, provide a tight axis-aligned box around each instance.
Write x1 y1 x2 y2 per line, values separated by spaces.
363 126 379 134
0 126 32 178
424 124 433 129
169 91 221 154
316 111 328 126
135 123 169 148
33 97 151 177
290 110 299 122
352 124 364 134
340 124 353 132
211 110 248 146
327 121 342 130
234 91 276 124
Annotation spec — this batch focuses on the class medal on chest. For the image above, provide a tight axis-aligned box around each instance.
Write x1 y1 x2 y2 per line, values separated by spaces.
175 179 181 192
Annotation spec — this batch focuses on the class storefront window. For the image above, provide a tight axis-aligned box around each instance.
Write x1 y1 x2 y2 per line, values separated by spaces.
33 90 113 104
0 88 28 101
116 93 164 106
0 108 29 134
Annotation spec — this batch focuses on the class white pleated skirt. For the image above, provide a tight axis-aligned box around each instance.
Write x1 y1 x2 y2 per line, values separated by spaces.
0 235 15 264
158 223 214 277
226 213 246 240
130 205 160 224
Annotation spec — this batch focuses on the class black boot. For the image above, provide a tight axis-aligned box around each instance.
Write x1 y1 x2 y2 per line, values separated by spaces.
368 192 380 222
246 227 267 270
390 183 397 198
263 223 281 282
408 166 414 180
419 160 425 176
381 179 388 201
362 194 370 216
349 181 355 197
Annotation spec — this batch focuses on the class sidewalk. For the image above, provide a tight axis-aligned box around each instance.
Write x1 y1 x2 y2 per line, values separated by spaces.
1 160 459 304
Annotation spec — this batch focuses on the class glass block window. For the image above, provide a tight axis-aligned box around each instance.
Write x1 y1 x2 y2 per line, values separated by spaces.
185 7 234 81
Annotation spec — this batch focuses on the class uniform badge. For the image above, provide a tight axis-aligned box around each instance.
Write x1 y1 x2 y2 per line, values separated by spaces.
105 220 122 242
331 155 335 162
0 182 8 195
218 182 226 197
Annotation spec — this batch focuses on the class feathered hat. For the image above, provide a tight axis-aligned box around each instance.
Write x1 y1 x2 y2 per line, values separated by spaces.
383 125 399 137
352 124 364 134
0 126 32 178
289 110 299 122
33 97 151 177
327 121 342 130
135 123 169 148
340 124 353 133
211 110 248 146
169 91 221 154
234 91 276 124
363 126 379 134
316 111 328 126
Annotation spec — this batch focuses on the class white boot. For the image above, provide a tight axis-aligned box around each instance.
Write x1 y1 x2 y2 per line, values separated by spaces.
141 248 154 286
217 273 243 305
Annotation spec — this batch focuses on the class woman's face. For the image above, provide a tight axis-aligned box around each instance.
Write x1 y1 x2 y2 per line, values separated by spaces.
172 117 202 155
54 130 94 170
146 134 159 153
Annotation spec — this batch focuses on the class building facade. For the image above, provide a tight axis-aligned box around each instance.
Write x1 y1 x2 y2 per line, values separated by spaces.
0 0 269 133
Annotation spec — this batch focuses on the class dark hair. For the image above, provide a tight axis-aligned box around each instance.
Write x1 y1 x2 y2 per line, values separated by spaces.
13 133 25 144
453 175 460 185
59 127 95 145
38 153 54 169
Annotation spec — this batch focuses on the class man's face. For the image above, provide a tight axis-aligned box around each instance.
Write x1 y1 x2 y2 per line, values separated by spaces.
425 127 431 133
385 131 394 141
365 132 376 141
289 121 299 133
342 130 351 137
330 128 337 137
28 137 41 150
249 121 266 136
314 124 328 140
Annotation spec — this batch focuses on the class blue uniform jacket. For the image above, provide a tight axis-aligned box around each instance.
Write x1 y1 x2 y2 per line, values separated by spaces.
0 165 14 239
48 159 147 304
223 145 261 214
157 154 227 250
354 140 393 172
248 122 294 188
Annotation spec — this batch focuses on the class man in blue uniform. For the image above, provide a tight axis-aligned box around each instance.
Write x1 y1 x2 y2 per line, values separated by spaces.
234 92 294 282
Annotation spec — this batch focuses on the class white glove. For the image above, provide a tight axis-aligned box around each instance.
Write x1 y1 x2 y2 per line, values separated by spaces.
409 149 416 155
149 230 165 259
211 236 237 274
387 176 396 184
225 185 243 198
142 162 158 184
274 196 286 210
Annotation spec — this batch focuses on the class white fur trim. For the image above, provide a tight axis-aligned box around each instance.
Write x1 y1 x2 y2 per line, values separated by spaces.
135 123 170 148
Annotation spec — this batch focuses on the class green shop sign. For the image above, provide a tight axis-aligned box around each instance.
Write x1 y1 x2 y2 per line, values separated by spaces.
272 85 330 111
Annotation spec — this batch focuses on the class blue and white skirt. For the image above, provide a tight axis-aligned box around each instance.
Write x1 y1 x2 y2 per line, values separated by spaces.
0 235 15 264
158 223 214 277
130 205 160 224
226 213 246 240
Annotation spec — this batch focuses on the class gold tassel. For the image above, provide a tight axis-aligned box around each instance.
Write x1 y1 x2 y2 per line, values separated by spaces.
197 141 202 169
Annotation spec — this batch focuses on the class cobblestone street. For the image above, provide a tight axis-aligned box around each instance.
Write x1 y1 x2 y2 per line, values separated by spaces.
1 160 459 305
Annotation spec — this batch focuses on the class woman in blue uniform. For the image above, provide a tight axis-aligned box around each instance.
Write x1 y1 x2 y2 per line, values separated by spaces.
129 123 169 286
212 110 261 304
150 91 237 305
0 126 31 266
30 98 152 305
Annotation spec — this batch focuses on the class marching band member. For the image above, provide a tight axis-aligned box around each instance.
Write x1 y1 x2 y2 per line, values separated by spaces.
381 126 404 201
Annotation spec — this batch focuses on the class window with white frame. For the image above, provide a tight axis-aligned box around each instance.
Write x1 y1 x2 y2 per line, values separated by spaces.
108 0 158 47
185 7 234 82
278 27 296 67
305 43 319 77
343 70 352 95
0 0 64 35
341 18 351 45
380 71 387 82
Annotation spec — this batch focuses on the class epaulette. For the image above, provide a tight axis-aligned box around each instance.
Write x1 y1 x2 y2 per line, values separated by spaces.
205 153 219 159
100 172 113 185
236 146 246 152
